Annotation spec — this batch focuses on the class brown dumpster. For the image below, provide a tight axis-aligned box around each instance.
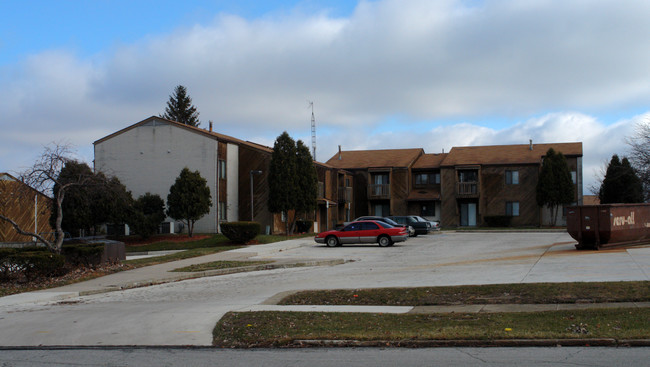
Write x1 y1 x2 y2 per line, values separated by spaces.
567 203 650 249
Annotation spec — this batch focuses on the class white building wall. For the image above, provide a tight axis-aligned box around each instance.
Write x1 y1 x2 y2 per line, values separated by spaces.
226 143 239 222
94 119 219 234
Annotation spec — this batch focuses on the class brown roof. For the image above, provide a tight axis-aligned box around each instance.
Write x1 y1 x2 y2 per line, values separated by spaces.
407 188 441 201
93 116 273 154
413 153 448 169
442 142 582 166
325 148 424 169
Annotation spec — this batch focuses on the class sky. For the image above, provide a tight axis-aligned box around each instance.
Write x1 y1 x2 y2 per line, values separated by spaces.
1 0 649 194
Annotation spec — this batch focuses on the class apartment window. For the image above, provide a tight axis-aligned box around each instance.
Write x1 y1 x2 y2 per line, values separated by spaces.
218 159 226 179
571 171 576 184
506 201 519 216
415 173 440 185
505 170 519 185
373 204 390 216
219 202 227 221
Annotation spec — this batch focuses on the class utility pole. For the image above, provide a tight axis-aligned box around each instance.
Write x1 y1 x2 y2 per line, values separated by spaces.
308 101 316 161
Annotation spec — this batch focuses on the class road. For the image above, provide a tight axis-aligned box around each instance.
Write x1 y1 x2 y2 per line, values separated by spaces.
0 232 648 347
1 347 647 366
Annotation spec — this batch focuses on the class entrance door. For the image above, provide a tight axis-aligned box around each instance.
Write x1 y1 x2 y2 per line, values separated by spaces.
460 203 477 226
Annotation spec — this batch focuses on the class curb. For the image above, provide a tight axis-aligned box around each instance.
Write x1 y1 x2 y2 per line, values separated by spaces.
289 338 650 348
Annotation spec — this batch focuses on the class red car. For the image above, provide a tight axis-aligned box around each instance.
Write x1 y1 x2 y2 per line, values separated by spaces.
314 220 409 247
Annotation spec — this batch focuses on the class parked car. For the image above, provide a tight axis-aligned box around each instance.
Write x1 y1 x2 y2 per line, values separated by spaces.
315 220 409 247
414 216 440 231
354 216 415 237
387 216 430 236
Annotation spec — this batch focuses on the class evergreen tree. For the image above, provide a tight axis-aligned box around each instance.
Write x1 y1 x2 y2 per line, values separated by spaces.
599 155 644 203
161 85 200 126
128 193 166 239
268 132 298 234
536 148 574 225
295 140 318 217
166 167 212 237
51 161 94 237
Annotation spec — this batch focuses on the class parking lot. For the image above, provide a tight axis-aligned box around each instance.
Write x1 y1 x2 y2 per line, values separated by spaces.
0 231 648 346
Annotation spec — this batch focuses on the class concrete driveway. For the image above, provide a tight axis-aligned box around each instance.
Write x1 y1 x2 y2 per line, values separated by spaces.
0 231 648 346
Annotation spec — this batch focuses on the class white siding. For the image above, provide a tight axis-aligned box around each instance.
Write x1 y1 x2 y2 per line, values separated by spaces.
226 143 239 222
94 119 219 234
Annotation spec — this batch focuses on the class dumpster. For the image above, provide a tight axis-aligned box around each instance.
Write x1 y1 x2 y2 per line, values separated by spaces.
567 203 650 249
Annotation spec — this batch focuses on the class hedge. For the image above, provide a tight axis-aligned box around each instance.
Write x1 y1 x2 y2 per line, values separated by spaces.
62 243 105 267
0 249 65 282
220 221 261 244
484 215 512 227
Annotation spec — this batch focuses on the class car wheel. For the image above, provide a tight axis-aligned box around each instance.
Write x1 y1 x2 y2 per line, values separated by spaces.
326 236 339 247
378 235 392 247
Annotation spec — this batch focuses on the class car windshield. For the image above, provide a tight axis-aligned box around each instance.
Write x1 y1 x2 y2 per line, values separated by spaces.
414 216 427 222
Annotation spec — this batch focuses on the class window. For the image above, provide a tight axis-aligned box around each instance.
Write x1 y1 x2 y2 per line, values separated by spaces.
281 211 287 222
506 201 519 216
415 173 440 185
571 171 576 184
505 170 519 185
218 160 226 179
373 204 390 216
361 222 379 230
219 202 227 221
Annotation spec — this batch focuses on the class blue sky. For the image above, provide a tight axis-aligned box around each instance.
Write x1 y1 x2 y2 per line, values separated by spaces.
1 0 649 193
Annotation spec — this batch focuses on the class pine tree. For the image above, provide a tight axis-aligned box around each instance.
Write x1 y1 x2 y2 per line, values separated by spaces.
295 140 318 217
268 132 298 234
599 155 644 203
161 85 200 126
536 148 574 225
166 167 212 237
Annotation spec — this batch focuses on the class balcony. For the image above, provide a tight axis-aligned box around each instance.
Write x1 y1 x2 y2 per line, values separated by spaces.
456 182 479 198
368 184 390 199
338 186 352 203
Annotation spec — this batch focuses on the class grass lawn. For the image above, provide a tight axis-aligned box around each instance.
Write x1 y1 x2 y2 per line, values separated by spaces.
214 308 649 347
278 281 650 305
172 260 272 272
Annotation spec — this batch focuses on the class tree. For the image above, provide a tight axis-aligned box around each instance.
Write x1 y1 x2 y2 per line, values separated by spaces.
267 133 318 235
268 132 298 235
294 140 318 218
166 167 212 237
128 193 166 239
626 119 650 201
160 85 200 126
599 154 644 204
536 148 574 226
0 144 94 254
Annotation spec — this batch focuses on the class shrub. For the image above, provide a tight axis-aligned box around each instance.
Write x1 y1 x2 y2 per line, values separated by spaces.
484 215 512 227
127 193 166 239
220 221 261 244
295 220 313 233
62 243 105 267
0 250 65 282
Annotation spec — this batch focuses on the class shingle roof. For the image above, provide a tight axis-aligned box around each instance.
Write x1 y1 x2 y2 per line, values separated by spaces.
325 148 424 169
442 142 582 166
413 153 448 169
93 116 273 153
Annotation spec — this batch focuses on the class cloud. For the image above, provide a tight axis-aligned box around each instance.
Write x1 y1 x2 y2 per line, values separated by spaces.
2 0 650 190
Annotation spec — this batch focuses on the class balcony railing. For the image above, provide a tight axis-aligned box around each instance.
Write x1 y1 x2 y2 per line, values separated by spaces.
338 186 352 203
368 184 390 199
456 182 479 197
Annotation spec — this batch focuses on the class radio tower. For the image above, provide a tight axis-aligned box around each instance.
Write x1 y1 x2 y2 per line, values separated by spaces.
309 101 316 161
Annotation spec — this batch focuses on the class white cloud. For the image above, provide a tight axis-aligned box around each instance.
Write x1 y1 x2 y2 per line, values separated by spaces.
2 0 650 191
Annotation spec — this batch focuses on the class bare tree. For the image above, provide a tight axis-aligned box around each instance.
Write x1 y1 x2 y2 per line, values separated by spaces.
0 144 93 254
626 119 650 201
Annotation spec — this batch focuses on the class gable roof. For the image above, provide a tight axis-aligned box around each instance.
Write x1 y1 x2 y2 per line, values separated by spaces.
441 142 582 166
413 153 448 169
93 116 273 154
0 173 51 200
325 148 424 169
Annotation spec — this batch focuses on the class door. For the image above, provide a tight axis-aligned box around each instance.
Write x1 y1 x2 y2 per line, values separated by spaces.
359 222 381 243
460 203 477 226
339 222 361 244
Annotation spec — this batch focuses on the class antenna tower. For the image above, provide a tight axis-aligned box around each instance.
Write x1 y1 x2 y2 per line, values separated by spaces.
309 101 316 160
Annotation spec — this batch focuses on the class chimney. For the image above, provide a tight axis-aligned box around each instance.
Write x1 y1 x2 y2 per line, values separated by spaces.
529 139 533 151
338 145 342 160
209 120 213 132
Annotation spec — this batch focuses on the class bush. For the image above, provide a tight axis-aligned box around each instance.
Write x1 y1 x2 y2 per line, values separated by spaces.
62 243 105 267
0 249 65 282
220 221 261 244
484 215 512 227
295 220 313 233
127 193 166 239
